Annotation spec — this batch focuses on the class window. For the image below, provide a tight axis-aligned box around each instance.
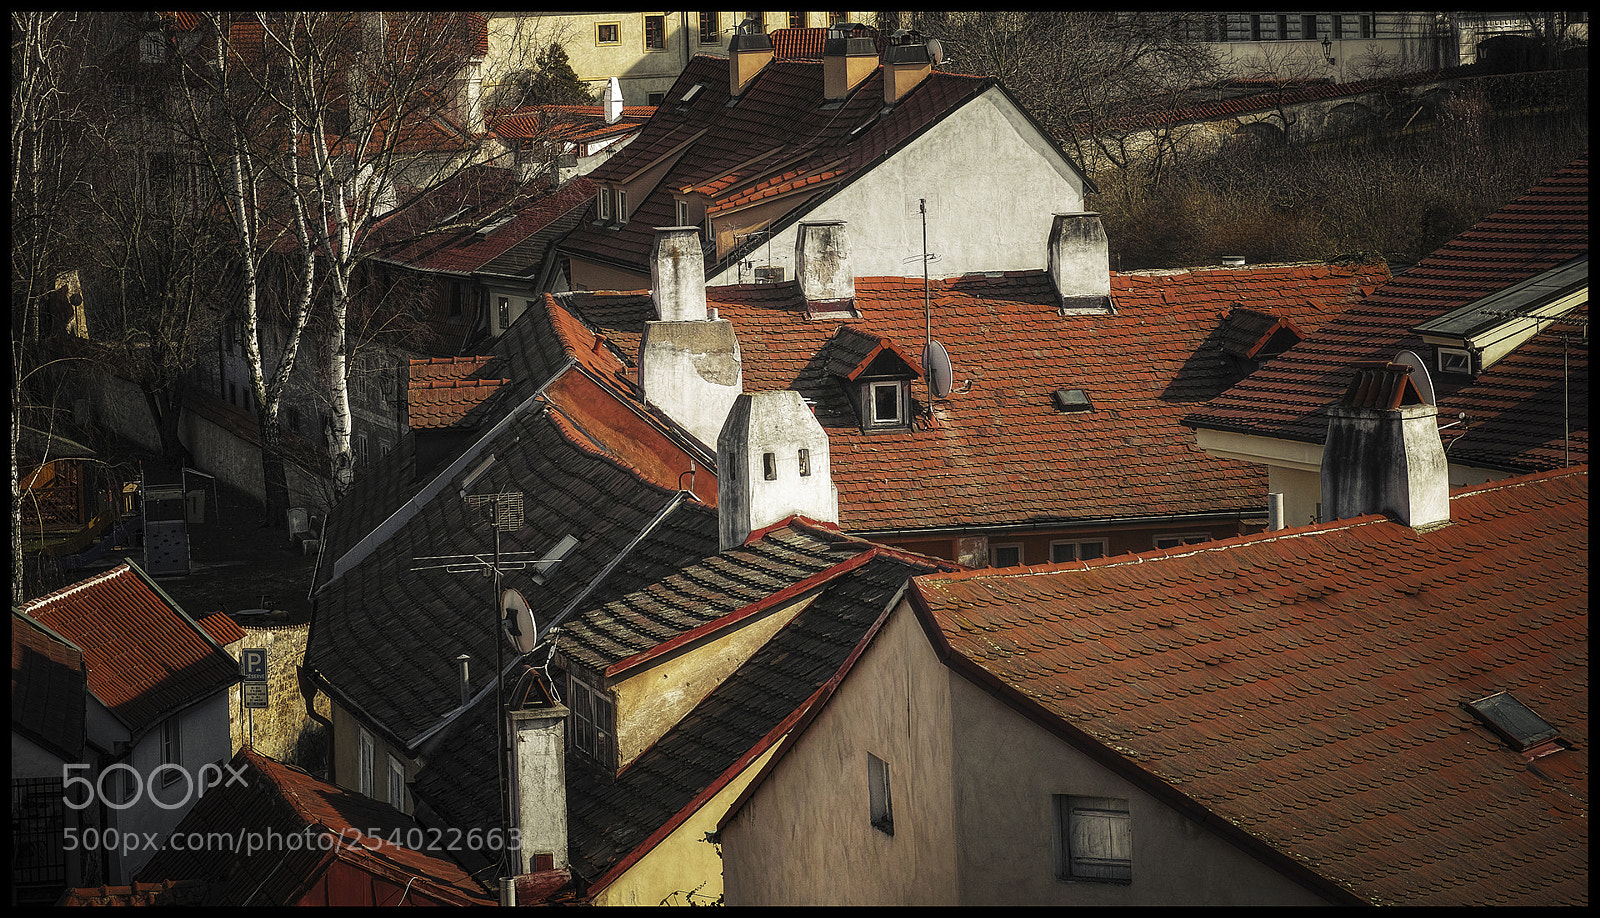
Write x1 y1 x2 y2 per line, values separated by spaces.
1153 533 1209 550
867 753 893 835
868 381 905 427
828 12 848 26
596 22 619 45
1359 14 1373 39
449 281 463 317
644 15 666 51
1051 540 1106 564
990 543 1023 568
1249 14 1261 41
596 187 612 222
788 12 805 29
699 11 720 44
359 727 375 797
615 189 628 222
1437 346 1473 376
763 451 777 480
675 197 691 226
1331 14 1344 40
387 755 406 810
497 296 510 330
1276 14 1289 40
161 719 182 786
566 670 615 769
288 406 302 435
356 434 370 465
1057 795 1131 882
647 91 666 106
1301 14 1318 40
798 448 811 477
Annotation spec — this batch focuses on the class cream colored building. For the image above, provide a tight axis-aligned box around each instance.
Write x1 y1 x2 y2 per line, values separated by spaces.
485 12 873 107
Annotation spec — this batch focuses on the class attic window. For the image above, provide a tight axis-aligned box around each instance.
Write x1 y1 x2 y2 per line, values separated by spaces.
680 83 703 105
530 534 581 584
1464 691 1561 752
869 380 907 427
1436 346 1474 376
1053 389 1093 412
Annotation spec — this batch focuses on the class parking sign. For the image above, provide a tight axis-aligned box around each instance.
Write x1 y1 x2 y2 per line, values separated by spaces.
242 648 267 681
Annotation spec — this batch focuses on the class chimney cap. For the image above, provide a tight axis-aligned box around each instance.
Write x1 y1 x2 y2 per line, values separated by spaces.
824 21 878 57
730 17 772 51
882 28 934 65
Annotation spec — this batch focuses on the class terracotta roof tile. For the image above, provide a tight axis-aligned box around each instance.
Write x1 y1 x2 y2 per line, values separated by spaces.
913 467 1588 905
556 261 1384 532
136 748 496 906
1188 156 1588 474
19 564 240 735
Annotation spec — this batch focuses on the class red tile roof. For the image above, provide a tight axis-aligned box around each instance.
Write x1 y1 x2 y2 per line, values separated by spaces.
1187 156 1588 474
136 747 496 906
407 357 511 430
375 169 597 275
560 54 1001 279
11 610 88 762
911 466 1589 906
18 564 240 735
488 104 654 148
195 610 247 646
555 261 1386 533
57 879 209 907
769 26 889 61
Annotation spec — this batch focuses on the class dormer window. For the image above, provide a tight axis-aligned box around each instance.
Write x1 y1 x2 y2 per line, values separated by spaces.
615 188 628 222
675 197 691 226
1436 346 1474 376
596 187 612 222
869 380 907 427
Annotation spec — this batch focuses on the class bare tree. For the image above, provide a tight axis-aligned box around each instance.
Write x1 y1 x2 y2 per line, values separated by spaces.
11 11 96 603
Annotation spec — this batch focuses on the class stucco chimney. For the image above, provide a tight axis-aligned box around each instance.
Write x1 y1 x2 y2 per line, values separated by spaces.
651 226 707 321
1320 361 1450 529
1047 212 1114 314
881 28 936 105
728 18 773 97
795 221 855 317
604 76 623 124
507 703 569 874
717 391 838 550
823 22 878 102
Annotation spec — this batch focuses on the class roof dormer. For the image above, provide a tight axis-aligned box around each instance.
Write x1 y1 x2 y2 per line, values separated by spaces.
824 325 922 432
1412 256 1587 378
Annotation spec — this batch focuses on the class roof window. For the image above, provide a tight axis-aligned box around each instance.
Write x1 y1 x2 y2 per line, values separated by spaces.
1463 691 1562 753
1053 389 1093 412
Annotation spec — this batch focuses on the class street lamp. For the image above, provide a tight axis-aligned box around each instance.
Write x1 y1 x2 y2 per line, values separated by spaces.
1321 36 1336 67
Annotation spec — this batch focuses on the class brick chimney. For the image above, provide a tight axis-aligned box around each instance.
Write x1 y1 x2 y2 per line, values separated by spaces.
823 22 878 102
717 391 838 550
507 702 569 874
1320 361 1450 529
795 221 856 318
728 17 773 97
882 28 936 105
641 227 743 448
1047 212 1114 314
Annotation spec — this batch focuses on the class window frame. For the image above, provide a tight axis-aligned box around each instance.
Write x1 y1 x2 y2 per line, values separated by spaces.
643 14 667 52
1050 539 1107 564
698 11 720 44
161 718 182 787
866 380 907 428
358 726 375 798
867 753 894 835
1436 345 1473 376
1057 794 1132 883
1153 533 1209 550
565 668 616 770
387 754 406 810
596 22 620 46
596 186 612 223
990 543 1024 568
675 197 691 227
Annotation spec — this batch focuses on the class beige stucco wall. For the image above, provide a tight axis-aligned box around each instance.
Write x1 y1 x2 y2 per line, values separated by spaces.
614 597 810 768
707 86 1088 286
722 598 1336 906
329 700 420 814
720 596 960 905
590 744 782 906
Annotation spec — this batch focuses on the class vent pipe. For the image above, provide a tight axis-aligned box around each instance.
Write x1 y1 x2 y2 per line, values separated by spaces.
604 77 623 124
1267 492 1285 531
456 654 471 708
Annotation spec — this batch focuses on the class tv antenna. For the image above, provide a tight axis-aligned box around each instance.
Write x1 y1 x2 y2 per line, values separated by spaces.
913 199 953 407
1478 309 1588 467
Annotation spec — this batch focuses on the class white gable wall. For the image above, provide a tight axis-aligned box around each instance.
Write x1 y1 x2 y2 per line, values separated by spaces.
707 87 1087 286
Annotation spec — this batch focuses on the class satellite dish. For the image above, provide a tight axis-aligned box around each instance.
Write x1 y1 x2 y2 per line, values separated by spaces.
1395 349 1436 405
925 38 944 66
923 339 953 399
501 588 537 653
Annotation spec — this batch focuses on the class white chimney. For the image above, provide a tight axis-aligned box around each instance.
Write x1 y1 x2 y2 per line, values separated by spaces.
1047 212 1113 314
795 221 855 317
604 77 623 124
507 704 569 874
641 228 743 448
717 391 838 550
1320 361 1450 529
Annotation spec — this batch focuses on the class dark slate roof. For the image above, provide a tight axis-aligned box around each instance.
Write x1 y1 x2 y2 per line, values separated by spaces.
1186 155 1589 474
558 53 1007 279
136 747 496 906
912 466 1589 907
543 262 1385 534
11 610 88 762
18 564 239 736
306 382 720 749
411 520 952 898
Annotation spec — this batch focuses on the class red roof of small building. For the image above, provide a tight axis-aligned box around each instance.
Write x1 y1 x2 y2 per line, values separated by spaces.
195 610 247 646
553 261 1386 533
407 357 511 430
375 169 597 275
911 466 1589 906
136 747 497 906
18 564 240 735
1186 155 1588 474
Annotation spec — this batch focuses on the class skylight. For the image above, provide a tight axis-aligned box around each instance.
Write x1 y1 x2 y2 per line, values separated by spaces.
1463 691 1560 751
1053 389 1093 412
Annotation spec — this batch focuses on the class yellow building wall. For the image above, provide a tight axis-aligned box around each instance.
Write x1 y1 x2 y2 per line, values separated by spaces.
590 744 782 906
